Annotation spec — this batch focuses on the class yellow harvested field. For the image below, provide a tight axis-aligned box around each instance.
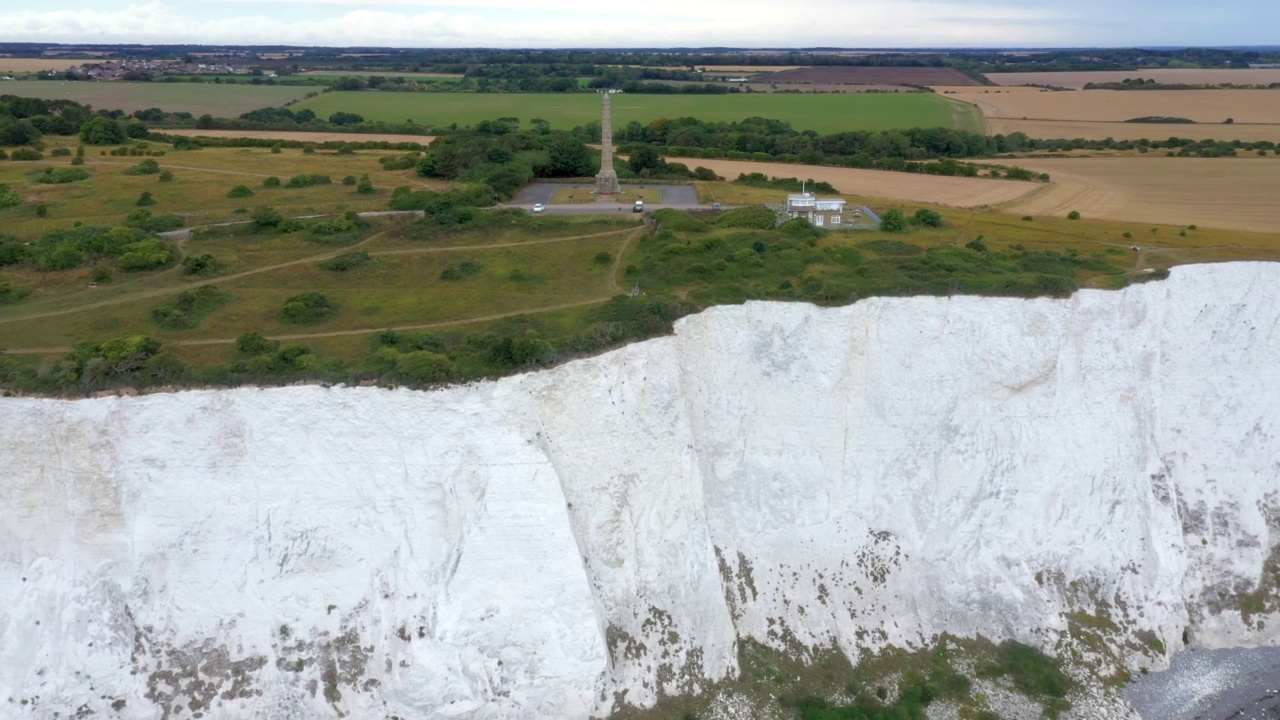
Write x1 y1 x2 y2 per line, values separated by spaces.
666 157 1038 208
990 158 1280 233
698 65 802 72
161 129 436 145
987 69 1280 89
932 85 1047 94
985 118 1280 142
949 88 1280 124
0 58 83 72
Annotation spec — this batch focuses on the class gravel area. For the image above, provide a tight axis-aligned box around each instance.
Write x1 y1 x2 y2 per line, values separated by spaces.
1124 647 1280 720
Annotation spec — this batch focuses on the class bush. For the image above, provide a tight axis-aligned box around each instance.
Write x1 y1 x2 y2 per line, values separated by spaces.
356 174 375 194
123 159 160 175
440 259 482 280
278 291 337 324
182 253 219 276
236 331 279 355
135 191 157 206
393 350 455 384
1022 215 1034 221
913 208 943 228
9 148 43 161
285 174 332 188
158 170 173 182
270 143 282 154
226 184 254 198
0 282 32 305
252 206 284 228
32 167 90 184
337 145 356 156
880 208 907 232
594 251 612 265
320 250 371 272
70 156 85 166
117 238 175 271
262 175 281 188
712 205 776 229
35 203 47 217
51 147 72 157
0 184 22 209
981 641 1072 700
151 286 229 329
1067 211 1081 220
341 175 357 186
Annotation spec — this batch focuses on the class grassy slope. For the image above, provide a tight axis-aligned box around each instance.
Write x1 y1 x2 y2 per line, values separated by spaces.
294 92 977 134
0 80 325 116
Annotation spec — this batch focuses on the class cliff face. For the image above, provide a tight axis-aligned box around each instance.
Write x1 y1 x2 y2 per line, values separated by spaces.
3 263 1278 719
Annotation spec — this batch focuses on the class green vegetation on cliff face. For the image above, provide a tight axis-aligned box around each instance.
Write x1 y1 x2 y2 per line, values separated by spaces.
610 636 1079 720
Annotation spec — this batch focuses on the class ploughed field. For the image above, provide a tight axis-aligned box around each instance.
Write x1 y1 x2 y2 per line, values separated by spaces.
292 91 984 134
985 68 1280 89
757 66 981 86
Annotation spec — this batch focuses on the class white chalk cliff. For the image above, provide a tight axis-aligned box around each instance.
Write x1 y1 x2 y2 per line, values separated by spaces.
2 262 1279 719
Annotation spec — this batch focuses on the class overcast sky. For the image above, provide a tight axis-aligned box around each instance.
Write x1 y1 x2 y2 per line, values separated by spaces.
1 0 1275 48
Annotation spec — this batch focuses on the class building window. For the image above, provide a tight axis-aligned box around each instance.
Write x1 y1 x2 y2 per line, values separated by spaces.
814 215 824 226
831 215 841 225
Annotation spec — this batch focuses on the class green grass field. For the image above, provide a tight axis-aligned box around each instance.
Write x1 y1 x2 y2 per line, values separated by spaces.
1 80 327 116
293 92 984 134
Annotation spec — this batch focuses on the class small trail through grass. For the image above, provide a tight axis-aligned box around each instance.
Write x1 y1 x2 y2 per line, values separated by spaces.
1 227 644 354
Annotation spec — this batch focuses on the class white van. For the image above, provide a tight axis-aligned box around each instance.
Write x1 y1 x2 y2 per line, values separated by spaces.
633 200 644 213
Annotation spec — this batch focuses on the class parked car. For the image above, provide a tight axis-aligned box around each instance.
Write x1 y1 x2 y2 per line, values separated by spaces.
633 200 644 213
532 203 545 213
712 203 722 211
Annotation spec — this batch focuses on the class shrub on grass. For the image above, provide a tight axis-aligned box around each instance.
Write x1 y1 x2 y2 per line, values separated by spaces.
913 208 943 228
440 259 482 281
135 191 157 207
158 170 173 182
32 167 90 184
0 283 32 305
1067 211 1081 220
0 185 21 209
594 251 612 265
262 176 281 188
320 250 371 272
182 253 219 276
879 208 907 232
151 286 229 329
337 145 355 156
341 175 357 186
278 292 337 324
270 143 282 154
70 156 85 166
356 174 375 194
51 147 72 157
226 184 254 198
117 238 175 271
10 148 43 161
124 159 160 175
236 331 279 355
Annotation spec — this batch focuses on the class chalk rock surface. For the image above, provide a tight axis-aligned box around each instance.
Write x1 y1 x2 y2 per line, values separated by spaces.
2 262 1278 718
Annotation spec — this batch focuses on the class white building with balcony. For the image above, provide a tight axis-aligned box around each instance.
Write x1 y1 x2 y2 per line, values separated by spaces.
786 192 847 227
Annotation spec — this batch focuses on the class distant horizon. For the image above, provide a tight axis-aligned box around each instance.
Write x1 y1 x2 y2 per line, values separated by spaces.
4 42 1280 53
1 0 1276 49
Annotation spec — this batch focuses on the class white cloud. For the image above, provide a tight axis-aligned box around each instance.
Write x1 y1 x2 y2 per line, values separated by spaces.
0 1 1072 47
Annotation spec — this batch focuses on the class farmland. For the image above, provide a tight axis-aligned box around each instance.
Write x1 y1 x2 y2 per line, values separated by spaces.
987 157 1280 234
161 129 436 145
949 88 1280 125
671 158 1039 208
293 91 985 134
760 66 980 86
0 80 326 115
986 69 1280 89
945 88 1280 142
0 59 85 72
